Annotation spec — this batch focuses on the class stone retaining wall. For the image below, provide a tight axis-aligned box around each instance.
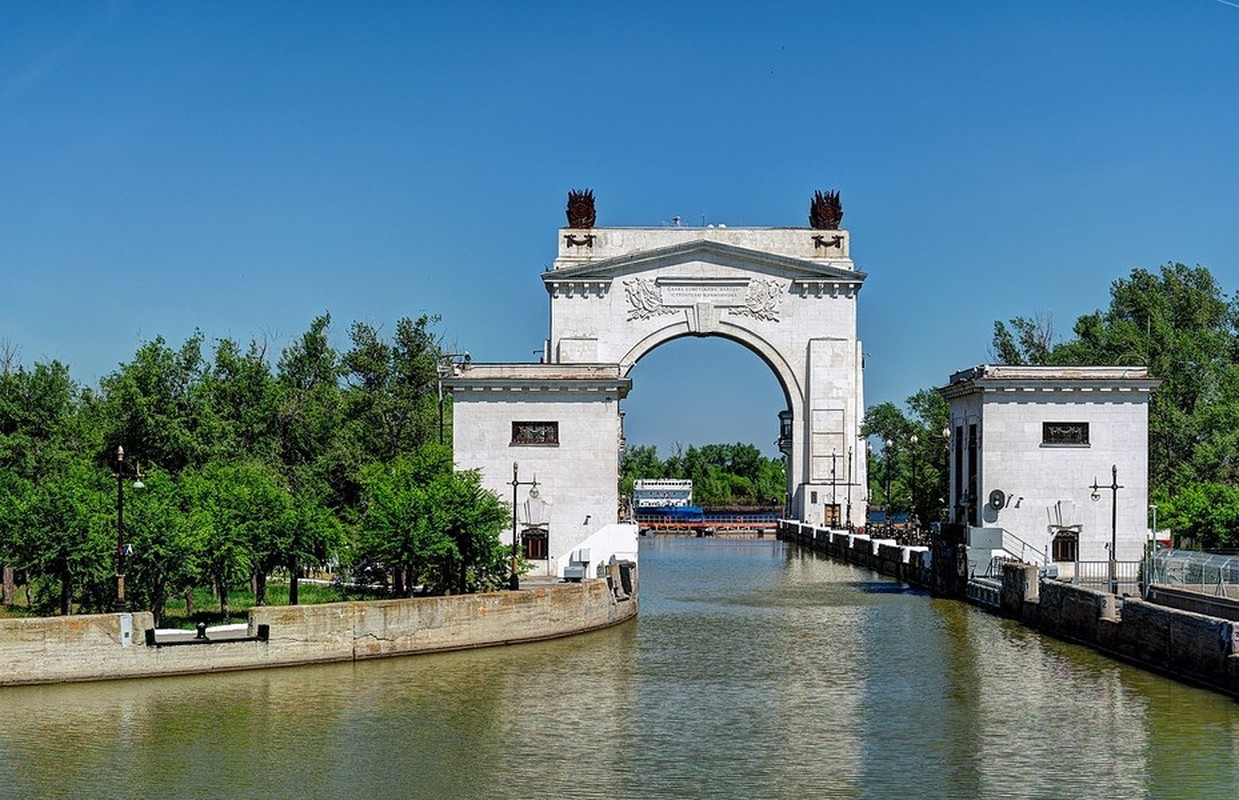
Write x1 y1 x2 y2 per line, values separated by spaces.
0 577 636 686
999 562 1239 696
1144 585 1239 622
779 520 1239 697
780 521 932 588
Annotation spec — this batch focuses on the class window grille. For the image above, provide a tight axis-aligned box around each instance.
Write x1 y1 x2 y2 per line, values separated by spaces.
511 421 559 446
1052 532 1079 562
1043 422 1089 446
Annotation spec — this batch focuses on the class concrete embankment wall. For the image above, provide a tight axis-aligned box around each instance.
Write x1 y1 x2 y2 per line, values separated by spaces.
779 520 1239 697
0 578 636 687
998 564 1239 695
779 521 934 588
1144 584 1239 622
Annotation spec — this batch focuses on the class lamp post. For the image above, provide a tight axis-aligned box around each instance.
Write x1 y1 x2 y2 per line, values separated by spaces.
113 445 144 612
942 426 951 519
830 449 838 527
884 437 894 535
509 462 539 591
845 445 853 530
436 352 471 445
1090 464 1123 595
865 440 873 531
909 433 919 532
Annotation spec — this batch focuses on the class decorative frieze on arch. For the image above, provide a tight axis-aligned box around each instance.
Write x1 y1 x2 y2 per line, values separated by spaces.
621 276 789 323
543 228 868 526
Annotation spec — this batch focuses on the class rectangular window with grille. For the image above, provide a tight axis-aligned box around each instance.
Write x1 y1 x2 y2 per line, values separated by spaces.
511 421 559 446
1052 533 1078 562
523 530 548 560
1042 422 1089 446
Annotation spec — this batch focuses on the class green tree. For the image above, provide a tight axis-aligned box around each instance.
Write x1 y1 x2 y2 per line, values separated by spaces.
97 334 211 474
276 315 352 510
422 462 509 594
628 442 785 507
993 263 1239 547
341 315 443 462
9 463 111 615
619 444 664 498
990 314 1055 366
862 389 949 523
0 360 86 481
182 461 280 618
1050 264 1239 490
201 337 280 461
280 489 346 605
1158 482 1239 550
357 446 507 596
753 459 787 506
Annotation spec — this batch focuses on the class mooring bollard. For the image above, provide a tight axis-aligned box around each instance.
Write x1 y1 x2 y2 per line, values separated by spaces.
195 622 208 640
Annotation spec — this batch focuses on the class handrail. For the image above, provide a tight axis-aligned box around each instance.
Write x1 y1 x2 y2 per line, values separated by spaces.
969 526 1045 567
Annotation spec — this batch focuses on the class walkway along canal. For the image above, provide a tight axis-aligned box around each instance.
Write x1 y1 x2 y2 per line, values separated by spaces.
778 520 1239 698
2 536 1237 799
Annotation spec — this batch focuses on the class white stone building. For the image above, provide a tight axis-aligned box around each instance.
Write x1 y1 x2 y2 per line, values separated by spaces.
444 363 636 581
446 218 869 579
940 365 1160 577
542 226 867 528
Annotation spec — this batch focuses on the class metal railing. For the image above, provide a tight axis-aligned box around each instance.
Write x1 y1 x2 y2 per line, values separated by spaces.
998 528 1046 566
967 526 1046 567
982 554 1018 580
1147 549 1239 597
1070 559 1143 593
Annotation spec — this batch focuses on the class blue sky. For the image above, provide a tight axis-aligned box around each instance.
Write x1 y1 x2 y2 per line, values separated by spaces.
2 1 1237 458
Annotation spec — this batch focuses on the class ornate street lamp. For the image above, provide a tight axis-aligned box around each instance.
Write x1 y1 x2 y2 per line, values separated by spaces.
909 433 919 531
941 426 952 523
1090 465 1123 594
830 449 838 527
865 440 873 530
509 462 539 591
113 445 144 613
884 437 894 535
845 445 854 530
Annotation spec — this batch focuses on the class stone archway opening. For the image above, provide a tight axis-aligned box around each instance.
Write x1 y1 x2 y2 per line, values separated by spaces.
623 335 793 451
622 335 793 513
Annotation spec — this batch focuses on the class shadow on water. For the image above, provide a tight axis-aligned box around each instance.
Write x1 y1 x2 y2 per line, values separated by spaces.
850 581 928 595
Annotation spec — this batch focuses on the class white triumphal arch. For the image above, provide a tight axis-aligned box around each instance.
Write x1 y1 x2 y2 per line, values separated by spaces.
447 203 868 580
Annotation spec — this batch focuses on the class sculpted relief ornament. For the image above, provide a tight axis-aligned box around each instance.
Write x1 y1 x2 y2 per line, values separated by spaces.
623 277 787 322
624 278 676 320
733 279 784 322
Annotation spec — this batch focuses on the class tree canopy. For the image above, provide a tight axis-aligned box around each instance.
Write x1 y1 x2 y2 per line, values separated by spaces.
860 389 949 523
0 315 510 622
620 442 786 507
988 263 1239 548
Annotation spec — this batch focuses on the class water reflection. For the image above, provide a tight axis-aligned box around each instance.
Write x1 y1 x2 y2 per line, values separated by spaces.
1 537 1237 799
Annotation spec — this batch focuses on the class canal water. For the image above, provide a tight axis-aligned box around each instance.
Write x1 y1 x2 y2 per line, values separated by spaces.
2 537 1238 799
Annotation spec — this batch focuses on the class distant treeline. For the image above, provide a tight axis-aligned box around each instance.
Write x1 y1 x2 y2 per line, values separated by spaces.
621 443 786 508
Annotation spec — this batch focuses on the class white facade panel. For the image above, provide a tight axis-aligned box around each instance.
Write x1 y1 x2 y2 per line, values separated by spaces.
448 366 631 578
942 366 1160 570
